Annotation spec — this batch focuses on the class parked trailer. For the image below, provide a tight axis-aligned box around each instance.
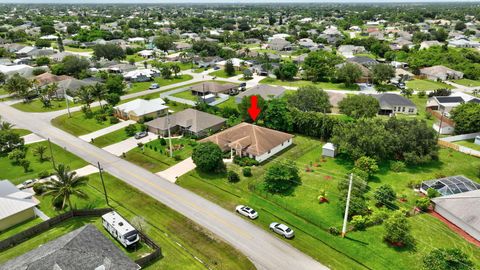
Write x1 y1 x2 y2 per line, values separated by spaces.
102 211 140 247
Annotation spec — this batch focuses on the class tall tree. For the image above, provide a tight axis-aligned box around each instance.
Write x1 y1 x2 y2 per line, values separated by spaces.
372 64 395 85
76 86 94 109
43 164 89 210
263 99 293 132
337 63 363 86
450 103 480 134
4 74 33 102
423 248 474 270
224 60 235 76
303 50 342 81
338 94 380 118
287 85 331 113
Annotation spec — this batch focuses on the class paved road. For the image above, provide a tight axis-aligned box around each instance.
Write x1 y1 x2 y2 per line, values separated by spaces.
0 103 328 270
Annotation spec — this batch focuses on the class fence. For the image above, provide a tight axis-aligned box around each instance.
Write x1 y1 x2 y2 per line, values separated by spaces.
438 132 480 158
0 209 112 251
0 208 162 268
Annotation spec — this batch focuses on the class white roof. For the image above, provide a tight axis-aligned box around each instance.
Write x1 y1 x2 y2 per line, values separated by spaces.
0 64 33 77
123 69 159 79
322 143 336 150
0 180 38 220
102 211 137 235
128 37 146 42
16 46 35 54
40 34 58 40
114 98 167 116
217 58 251 67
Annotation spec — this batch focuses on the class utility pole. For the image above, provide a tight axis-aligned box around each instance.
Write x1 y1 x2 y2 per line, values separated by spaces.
48 138 56 169
64 90 71 118
166 110 173 157
341 173 354 238
97 162 109 206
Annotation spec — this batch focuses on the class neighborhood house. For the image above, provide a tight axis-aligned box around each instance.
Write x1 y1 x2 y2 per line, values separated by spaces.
114 98 168 121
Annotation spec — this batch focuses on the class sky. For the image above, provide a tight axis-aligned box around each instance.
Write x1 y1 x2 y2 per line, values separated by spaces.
1 0 479 3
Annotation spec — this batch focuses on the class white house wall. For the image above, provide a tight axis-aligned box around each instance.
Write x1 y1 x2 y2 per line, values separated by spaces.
253 139 293 163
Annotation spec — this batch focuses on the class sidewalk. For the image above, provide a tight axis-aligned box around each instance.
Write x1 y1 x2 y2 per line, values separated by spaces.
79 120 135 142
22 133 46 145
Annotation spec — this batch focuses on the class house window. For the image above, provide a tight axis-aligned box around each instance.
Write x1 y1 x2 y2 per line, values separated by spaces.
402 107 405 112
393 106 396 111
408 108 414 113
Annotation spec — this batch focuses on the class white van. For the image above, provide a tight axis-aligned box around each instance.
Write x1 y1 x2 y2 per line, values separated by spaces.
102 211 140 247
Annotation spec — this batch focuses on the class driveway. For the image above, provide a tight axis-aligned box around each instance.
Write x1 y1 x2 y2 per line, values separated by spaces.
79 120 136 142
102 132 156 156
22 133 46 145
156 157 196 183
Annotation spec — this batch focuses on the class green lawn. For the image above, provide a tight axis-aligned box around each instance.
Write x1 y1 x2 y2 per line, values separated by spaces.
209 69 241 78
171 61 197 71
455 139 480 151
177 135 480 270
0 87 7 96
13 129 32 136
127 54 146 63
51 109 115 136
217 97 237 109
0 218 43 240
452 78 480 87
171 89 199 101
127 75 193 94
406 80 453 91
124 138 195 172
12 99 72 113
260 77 360 90
34 173 255 270
0 141 88 185
91 124 142 148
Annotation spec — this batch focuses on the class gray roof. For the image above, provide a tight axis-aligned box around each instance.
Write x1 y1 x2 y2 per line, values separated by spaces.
372 93 416 108
347 56 378 66
146 108 226 133
432 189 480 236
0 224 140 270
236 85 286 102
421 175 480 196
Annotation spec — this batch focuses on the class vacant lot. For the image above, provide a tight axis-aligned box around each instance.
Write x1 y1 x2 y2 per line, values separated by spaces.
406 79 453 91
127 75 193 94
0 141 87 185
12 99 70 113
51 109 115 136
260 77 360 90
177 135 480 270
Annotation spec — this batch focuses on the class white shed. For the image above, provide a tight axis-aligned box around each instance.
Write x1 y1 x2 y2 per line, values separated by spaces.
322 143 336 158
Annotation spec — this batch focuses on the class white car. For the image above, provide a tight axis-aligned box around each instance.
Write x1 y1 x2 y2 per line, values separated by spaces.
235 205 258 219
269 222 294 239
21 179 35 189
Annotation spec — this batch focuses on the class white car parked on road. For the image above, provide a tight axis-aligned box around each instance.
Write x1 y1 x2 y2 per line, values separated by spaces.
235 205 258 219
269 222 294 239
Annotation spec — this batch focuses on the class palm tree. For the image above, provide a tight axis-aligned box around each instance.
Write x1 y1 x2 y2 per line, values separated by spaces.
90 83 106 109
33 145 48 162
171 63 181 78
43 164 89 210
76 86 94 109
0 121 14 130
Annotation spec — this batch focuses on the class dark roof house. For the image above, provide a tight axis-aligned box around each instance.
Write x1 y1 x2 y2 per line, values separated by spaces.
371 93 417 115
235 85 286 103
0 224 140 270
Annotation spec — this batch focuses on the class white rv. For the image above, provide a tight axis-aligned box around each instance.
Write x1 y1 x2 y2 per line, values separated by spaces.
102 211 140 247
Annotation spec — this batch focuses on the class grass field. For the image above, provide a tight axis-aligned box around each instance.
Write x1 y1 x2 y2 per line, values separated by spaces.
64 46 93 53
33 173 255 270
452 78 480 87
13 128 32 136
91 123 142 148
406 79 453 91
124 138 195 172
0 218 43 241
260 77 360 90
0 141 88 185
127 75 193 94
171 89 199 101
455 139 480 151
12 99 71 113
209 69 242 78
177 135 480 270
51 109 115 136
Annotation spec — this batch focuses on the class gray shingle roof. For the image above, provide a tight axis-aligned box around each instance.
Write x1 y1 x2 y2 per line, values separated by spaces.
0 224 140 270
146 108 225 133
372 93 416 107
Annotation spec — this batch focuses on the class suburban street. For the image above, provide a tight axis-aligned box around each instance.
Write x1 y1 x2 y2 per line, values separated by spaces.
0 102 329 270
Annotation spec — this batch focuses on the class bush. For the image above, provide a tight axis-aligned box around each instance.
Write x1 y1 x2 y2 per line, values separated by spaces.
351 215 368 231
37 170 51 179
367 209 390 226
242 167 252 177
416 197 431 212
417 90 426 98
159 138 167 146
233 156 259 167
329 226 340 236
391 161 406 172
125 124 137 136
33 183 46 195
95 114 107 123
227 170 240 183
192 142 225 173
427 188 441 198
32 68 46 76
173 154 181 161
109 116 119 124
407 179 421 189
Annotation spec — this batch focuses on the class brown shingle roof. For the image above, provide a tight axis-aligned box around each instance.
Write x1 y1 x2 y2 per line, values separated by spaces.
34 72 73 87
200 123 293 156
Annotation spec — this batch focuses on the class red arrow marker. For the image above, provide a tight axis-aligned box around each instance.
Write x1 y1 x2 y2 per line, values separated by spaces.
248 95 261 121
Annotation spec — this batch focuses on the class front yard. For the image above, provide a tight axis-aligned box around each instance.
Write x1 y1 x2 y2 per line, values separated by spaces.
12 99 71 113
406 79 453 91
452 78 480 87
124 137 195 172
91 123 143 148
209 69 242 78
260 77 360 90
127 75 193 94
0 141 88 185
51 108 116 136
177 135 480 270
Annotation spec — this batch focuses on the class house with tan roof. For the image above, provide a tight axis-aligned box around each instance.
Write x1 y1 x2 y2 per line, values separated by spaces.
419 65 463 81
200 123 294 163
190 82 239 96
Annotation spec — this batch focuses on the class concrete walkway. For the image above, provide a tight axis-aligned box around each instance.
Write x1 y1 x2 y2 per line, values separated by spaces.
22 133 46 145
34 207 50 220
102 132 157 156
79 120 135 142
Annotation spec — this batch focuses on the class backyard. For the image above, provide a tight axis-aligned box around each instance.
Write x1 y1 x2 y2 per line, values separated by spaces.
29 172 255 270
455 139 480 151
124 137 195 172
0 140 87 185
406 79 453 91
259 77 360 90
171 89 200 102
177 135 480 270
